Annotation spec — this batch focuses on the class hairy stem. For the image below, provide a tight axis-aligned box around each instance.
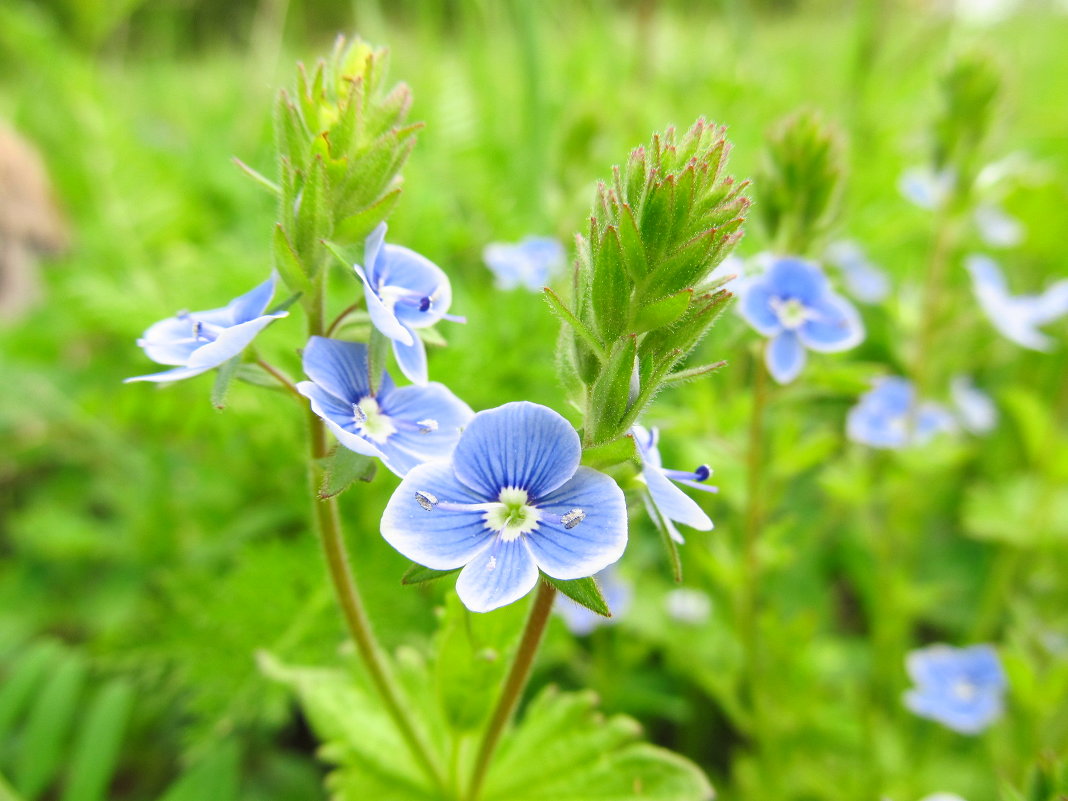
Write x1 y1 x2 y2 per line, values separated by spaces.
466 581 558 801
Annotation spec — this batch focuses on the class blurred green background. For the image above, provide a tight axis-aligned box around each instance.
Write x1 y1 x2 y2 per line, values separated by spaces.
1 1 1066 799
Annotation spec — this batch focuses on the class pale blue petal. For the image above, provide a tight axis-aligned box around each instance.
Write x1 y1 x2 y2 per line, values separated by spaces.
227 274 276 322
392 326 429 385
630 426 661 469
900 166 953 210
975 203 1023 248
1032 280 1068 324
377 244 452 330
643 465 713 532
765 331 806 384
354 262 414 345
766 257 827 305
381 460 494 570
301 336 373 403
797 291 865 352
364 222 387 281
738 279 782 336
376 384 474 475
951 376 997 434
124 364 212 383
455 537 540 613
452 402 581 499
296 381 385 460
524 467 627 580
916 403 958 443
186 312 286 370
139 334 200 366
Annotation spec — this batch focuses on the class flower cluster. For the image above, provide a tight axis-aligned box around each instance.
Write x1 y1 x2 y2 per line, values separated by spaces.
847 377 955 449
632 426 716 544
966 254 1068 352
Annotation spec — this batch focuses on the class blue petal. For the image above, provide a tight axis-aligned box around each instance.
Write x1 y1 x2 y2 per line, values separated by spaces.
916 403 957 443
797 291 865 352
186 312 286 370
124 364 213 383
951 376 998 434
377 244 453 330
765 257 828 305
765 331 806 384
452 402 581 499
375 383 474 475
392 326 428 385
1033 280 1068 324
380 460 493 569
738 278 782 336
525 466 628 580
227 275 277 323
364 222 388 281
354 262 414 345
975 203 1023 248
455 537 540 613
301 336 373 403
296 381 385 460
643 465 713 532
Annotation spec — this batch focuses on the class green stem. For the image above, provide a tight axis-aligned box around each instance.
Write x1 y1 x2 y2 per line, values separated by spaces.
255 357 302 399
466 581 558 801
912 208 957 403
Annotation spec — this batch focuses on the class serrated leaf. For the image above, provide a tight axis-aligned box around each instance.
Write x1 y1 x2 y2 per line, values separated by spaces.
318 446 376 499
401 563 461 585
333 185 403 246
211 355 242 410
630 289 692 334
543 575 610 618
581 433 639 471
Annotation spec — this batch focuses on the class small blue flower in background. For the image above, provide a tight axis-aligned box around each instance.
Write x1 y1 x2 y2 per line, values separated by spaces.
126 275 287 383
483 236 565 291
900 165 955 211
965 254 1068 351
296 336 473 477
824 240 891 304
905 644 1006 734
706 253 746 293
739 257 865 384
847 377 956 449
555 566 632 636
950 375 998 435
632 426 716 544
354 223 464 385
974 203 1023 249
664 587 712 625
381 402 628 613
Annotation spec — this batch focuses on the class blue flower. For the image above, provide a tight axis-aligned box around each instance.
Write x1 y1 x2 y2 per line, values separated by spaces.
847 377 955 449
951 375 998 435
974 203 1023 249
381 402 628 613
554 567 631 636
905 644 1006 734
632 426 715 544
126 275 287 383
664 588 712 625
824 240 891 304
483 236 565 291
900 166 955 211
296 336 473 477
965 254 1068 351
354 223 463 385
739 257 865 384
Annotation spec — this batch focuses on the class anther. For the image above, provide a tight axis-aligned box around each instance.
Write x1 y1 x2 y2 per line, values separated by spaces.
415 490 438 511
417 418 438 434
693 465 711 482
192 320 204 340
352 404 367 424
561 509 585 529
418 296 432 312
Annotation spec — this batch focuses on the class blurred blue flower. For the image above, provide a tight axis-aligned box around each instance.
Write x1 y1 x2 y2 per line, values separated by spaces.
296 336 472 477
951 375 998 435
355 223 464 385
965 254 1068 351
824 240 891 304
381 402 628 613
974 203 1023 248
483 236 565 291
126 274 287 383
739 257 865 384
706 253 746 293
554 566 632 636
900 166 955 210
632 426 716 544
905 644 1006 734
664 587 712 625
847 377 956 449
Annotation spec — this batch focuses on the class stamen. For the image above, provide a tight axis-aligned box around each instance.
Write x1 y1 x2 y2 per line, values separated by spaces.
418 296 432 312
192 320 204 340
693 464 711 482
352 404 367 424
417 418 438 434
415 490 438 511
561 509 585 529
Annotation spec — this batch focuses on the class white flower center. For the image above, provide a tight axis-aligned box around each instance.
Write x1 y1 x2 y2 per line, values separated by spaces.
484 487 540 542
353 396 395 444
771 297 810 330
951 679 978 702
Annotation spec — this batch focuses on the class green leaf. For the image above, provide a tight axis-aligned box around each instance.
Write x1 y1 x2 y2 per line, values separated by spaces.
0 772 23 801
332 186 403 246
587 335 638 446
590 227 631 343
482 687 713 801
60 681 132 801
156 741 241 801
542 288 607 363
294 155 331 271
210 355 242 411
0 640 63 742
231 157 281 195
401 563 461 585
272 224 313 295
630 289 692 334
543 575 610 617
318 446 376 500
581 433 639 471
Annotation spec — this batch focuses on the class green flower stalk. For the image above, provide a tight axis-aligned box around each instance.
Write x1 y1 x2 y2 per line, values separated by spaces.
548 119 749 449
